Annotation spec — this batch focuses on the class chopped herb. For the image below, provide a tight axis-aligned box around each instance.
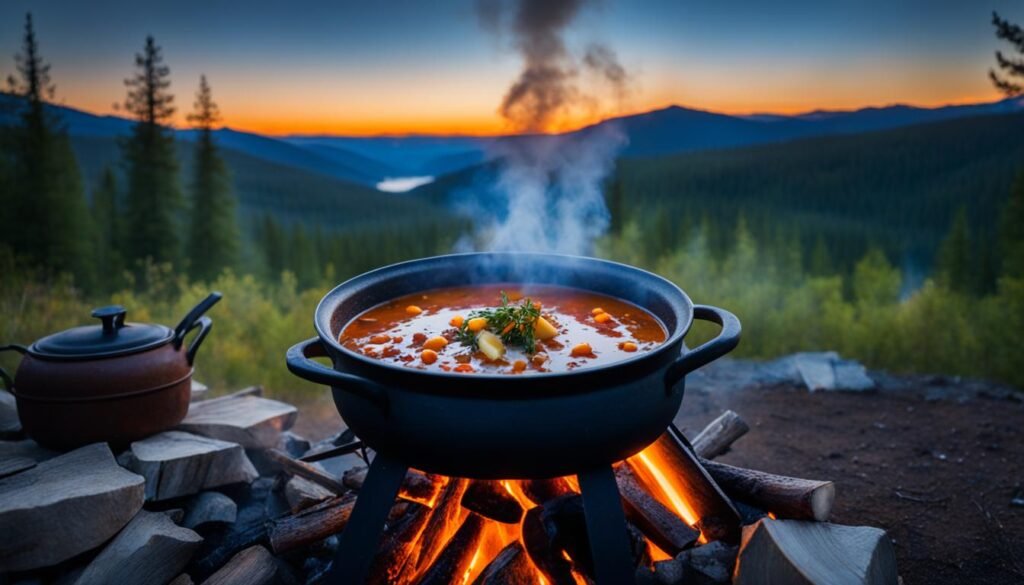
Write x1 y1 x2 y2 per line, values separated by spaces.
457 291 541 354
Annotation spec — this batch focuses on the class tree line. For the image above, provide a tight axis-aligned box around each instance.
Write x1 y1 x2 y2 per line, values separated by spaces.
0 14 238 291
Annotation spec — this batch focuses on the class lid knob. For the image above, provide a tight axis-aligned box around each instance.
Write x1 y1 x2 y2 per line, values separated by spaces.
91 306 127 335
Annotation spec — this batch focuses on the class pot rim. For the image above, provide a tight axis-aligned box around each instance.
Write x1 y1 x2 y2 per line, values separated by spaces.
313 252 695 383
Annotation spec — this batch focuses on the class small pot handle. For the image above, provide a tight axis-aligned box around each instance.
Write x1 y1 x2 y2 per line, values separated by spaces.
287 337 389 412
174 292 223 349
0 344 28 394
181 316 213 366
665 305 741 390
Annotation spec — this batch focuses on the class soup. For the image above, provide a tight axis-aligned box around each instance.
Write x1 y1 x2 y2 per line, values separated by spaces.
339 284 667 374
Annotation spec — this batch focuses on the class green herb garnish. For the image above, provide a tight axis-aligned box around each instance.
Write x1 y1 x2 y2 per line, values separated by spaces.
457 291 541 354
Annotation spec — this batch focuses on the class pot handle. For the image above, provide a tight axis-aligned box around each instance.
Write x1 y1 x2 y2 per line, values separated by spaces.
174 291 223 349
181 316 213 366
665 305 741 390
0 344 28 394
287 338 389 412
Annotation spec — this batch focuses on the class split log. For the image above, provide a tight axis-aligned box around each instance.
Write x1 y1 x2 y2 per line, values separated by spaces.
343 466 444 505
0 438 57 463
405 478 469 574
268 494 356 553
691 410 750 460
284 475 335 512
119 431 259 501
698 459 835 522
0 443 145 572
416 513 488 585
471 542 537 585
520 477 575 505
367 503 432 585
201 545 279 585
734 519 897 585
184 491 238 529
178 392 297 449
461 480 524 524
71 510 203 585
264 448 347 494
615 463 699 555
0 456 34 479
628 428 741 543
188 478 279 579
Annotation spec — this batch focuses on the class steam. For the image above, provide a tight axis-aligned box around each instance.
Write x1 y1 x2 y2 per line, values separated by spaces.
462 0 629 257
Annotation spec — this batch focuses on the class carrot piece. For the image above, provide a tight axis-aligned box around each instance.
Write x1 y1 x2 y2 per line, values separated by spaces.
512 360 527 372
591 307 604 315
467 317 488 332
620 341 638 352
501 322 515 335
594 312 613 324
423 336 449 351
392 336 403 344
420 349 438 364
369 334 390 345
450 315 465 328
570 343 593 357
454 364 474 373
406 305 423 315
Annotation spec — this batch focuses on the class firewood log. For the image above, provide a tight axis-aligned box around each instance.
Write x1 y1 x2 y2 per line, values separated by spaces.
343 466 444 505
404 479 469 574
368 503 432 585
615 464 699 555
691 410 750 459
268 494 356 553
521 494 590 585
461 480 524 524
471 542 536 585
520 477 575 505
698 459 835 522
415 513 487 585
264 449 347 494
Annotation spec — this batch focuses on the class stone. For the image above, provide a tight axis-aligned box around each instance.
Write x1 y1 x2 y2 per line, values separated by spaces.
793 352 838 392
169 575 194 585
284 475 334 512
0 456 34 479
200 545 278 585
71 510 203 585
178 394 297 449
734 519 897 585
119 431 258 501
0 389 20 438
651 542 737 585
0 443 145 572
191 380 210 401
184 491 238 529
0 438 58 463
833 360 876 391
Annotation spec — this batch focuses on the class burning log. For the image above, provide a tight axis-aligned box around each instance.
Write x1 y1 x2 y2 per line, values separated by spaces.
264 448 347 494
629 428 741 543
520 477 575 504
615 463 699 555
404 478 470 574
691 410 750 460
471 542 536 585
698 459 835 522
268 494 356 553
415 513 488 585
367 503 432 585
461 480 524 524
343 466 444 506
521 494 591 585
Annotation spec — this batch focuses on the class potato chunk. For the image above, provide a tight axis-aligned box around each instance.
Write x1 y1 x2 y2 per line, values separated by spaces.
476 330 506 361
534 316 558 340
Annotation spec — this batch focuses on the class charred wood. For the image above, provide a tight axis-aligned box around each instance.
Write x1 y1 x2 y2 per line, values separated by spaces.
520 478 575 505
404 478 469 574
268 494 356 554
415 513 487 585
615 464 699 555
471 542 536 585
461 480 524 524
343 466 443 505
367 503 432 585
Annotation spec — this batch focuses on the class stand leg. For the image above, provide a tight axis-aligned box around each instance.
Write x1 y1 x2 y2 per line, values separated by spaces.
326 452 408 584
578 465 637 585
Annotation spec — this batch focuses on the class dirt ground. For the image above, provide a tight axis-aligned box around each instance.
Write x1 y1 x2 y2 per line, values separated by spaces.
674 381 1024 585
291 370 1024 585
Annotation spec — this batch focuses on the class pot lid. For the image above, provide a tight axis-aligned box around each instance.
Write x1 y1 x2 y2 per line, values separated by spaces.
30 306 173 359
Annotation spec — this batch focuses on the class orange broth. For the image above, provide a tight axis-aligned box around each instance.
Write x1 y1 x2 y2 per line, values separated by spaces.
339 284 667 374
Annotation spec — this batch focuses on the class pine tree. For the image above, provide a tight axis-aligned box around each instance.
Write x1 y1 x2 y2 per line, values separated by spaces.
186 75 239 282
91 167 124 288
121 36 182 269
4 13 95 287
990 12 1024 97
1000 171 1024 279
936 208 972 294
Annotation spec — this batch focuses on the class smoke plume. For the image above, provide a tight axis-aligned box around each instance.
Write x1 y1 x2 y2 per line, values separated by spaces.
463 0 629 257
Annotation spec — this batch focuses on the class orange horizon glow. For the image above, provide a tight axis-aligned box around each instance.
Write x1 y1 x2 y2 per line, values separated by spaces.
54 89 1008 137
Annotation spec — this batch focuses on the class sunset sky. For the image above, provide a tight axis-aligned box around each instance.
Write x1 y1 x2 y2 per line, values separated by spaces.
0 0 1020 136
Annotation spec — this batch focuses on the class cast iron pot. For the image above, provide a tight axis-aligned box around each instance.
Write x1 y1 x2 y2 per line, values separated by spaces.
0 292 222 450
286 253 740 479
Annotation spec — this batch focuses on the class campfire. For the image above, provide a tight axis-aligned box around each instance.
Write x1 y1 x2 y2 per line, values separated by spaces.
267 410 877 585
